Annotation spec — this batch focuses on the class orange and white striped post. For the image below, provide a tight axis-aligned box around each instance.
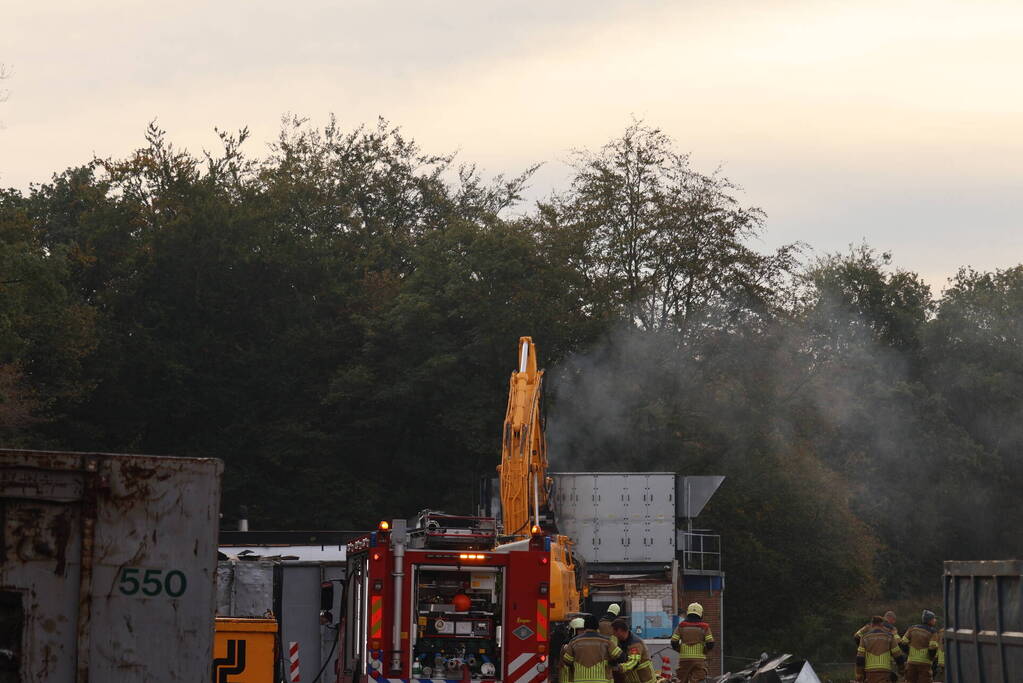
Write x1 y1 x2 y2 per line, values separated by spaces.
660 655 672 679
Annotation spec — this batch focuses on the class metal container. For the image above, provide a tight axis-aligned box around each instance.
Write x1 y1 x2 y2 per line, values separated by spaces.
217 560 277 618
214 618 278 683
217 533 350 680
552 473 677 563
0 448 223 682
943 559 1023 683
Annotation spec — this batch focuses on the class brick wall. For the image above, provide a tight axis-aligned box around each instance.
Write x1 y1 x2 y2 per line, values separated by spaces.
680 588 723 677
622 582 673 638
625 582 672 603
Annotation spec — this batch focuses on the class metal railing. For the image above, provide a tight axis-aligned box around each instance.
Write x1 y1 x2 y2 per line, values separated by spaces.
678 530 722 572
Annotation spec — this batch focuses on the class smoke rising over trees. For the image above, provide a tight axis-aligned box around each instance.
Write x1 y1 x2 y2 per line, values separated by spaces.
1 117 1020 659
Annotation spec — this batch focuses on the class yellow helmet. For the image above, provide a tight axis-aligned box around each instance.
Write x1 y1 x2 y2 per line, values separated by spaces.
608 604 621 616
569 617 585 629
686 602 704 618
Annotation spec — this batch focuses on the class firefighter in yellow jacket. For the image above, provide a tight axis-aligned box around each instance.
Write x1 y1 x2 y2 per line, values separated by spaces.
562 615 623 683
855 611 900 643
854 611 899 678
598 604 623 683
901 611 940 683
857 616 907 683
670 603 714 682
610 618 655 683
560 617 586 683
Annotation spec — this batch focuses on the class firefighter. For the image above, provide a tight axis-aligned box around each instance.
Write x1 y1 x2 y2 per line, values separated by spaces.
599 604 621 637
857 616 906 683
855 611 899 643
610 618 655 683
598 604 624 683
854 611 900 679
560 617 586 683
901 611 940 683
670 602 714 683
563 615 623 683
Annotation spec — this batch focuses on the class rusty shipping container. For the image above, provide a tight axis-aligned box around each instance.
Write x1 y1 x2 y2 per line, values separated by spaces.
0 448 223 682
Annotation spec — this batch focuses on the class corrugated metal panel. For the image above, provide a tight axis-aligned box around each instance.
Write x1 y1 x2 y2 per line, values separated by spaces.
216 560 276 618
944 559 1023 683
0 449 222 682
216 557 347 678
551 473 676 563
282 566 322 678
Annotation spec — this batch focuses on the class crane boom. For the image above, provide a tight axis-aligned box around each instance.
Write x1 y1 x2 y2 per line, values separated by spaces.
498 336 549 539
497 336 583 621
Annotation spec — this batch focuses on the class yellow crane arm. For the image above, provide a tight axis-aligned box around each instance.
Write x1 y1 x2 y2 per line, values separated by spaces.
497 337 548 541
496 337 584 620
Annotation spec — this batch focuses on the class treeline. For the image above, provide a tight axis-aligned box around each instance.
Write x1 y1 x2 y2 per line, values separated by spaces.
2 118 1021 659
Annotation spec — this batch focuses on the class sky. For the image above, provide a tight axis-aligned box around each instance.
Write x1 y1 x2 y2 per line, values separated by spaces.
3 0 1022 289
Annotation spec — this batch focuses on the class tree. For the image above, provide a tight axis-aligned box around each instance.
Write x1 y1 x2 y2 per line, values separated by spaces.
0 187 96 443
536 121 797 333
794 248 992 595
923 266 1023 555
926 266 1023 448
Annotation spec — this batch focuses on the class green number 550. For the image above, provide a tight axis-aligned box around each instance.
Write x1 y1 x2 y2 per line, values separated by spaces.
118 568 188 597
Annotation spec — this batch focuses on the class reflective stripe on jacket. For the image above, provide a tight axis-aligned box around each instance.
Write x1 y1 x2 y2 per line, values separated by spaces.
563 632 622 683
901 624 939 664
618 631 654 683
670 620 714 660
855 622 899 641
560 642 574 683
858 628 903 672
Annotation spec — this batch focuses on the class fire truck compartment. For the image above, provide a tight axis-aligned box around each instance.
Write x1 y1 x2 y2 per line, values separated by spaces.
411 565 505 679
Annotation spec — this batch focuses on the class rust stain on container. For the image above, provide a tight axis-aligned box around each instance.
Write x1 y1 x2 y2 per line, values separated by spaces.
0 448 223 682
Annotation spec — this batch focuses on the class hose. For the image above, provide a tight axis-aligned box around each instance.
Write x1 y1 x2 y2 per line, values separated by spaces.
311 572 354 683
310 632 339 683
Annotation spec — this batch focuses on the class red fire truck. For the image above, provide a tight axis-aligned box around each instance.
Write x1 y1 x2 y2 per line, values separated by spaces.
336 340 584 683
337 511 558 683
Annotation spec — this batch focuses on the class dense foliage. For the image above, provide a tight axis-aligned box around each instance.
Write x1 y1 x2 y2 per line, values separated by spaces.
2 119 1019 659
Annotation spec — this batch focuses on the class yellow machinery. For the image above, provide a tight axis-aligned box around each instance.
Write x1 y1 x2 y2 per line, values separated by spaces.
497 336 583 620
213 617 278 683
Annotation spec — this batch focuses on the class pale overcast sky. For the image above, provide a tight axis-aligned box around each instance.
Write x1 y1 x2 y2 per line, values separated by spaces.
3 0 1022 289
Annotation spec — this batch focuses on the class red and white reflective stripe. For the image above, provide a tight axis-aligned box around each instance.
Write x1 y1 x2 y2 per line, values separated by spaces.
507 652 546 683
507 652 534 678
289 641 301 681
661 656 671 678
512 665 546 683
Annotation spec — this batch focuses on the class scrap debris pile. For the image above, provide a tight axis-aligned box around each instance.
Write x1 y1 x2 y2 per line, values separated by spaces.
709 654 821 683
